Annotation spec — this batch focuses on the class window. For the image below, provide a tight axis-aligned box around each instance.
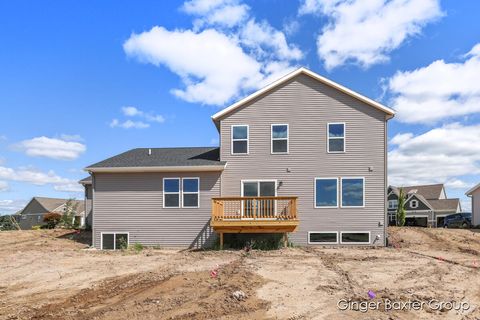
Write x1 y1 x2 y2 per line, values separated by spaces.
164 178 180 208
101 233 129 250
271 124 288 154
410 199 418 209
340 232 370 244
341 178 364 207
232 125 248 154
308 232 338 244
327 123 345 153
182 178 199 208
314 178 338 208
388 200 398 209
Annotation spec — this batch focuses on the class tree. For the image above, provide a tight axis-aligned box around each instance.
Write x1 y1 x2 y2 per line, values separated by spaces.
43 212 62 229
59 199 78 229
0 215 19 231
396 188 406 227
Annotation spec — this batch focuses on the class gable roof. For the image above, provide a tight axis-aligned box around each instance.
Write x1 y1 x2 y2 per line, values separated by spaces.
211 67 395 124
466 182 480 196
19 197 85 216
389 184 445 200
405 193 434 211
428 199 461 212
79 176 92 185
85 147 226 172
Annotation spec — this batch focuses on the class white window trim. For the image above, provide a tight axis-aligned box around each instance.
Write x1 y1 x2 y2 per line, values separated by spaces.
182 177 200 208
327 122 346 153
410 199 419 209
231 125 249 155
308 231 339 245
271 124 289 154
314 177 339 208
388 199 398 210
340 231 371 245
240 179 278 197
340 177 365 208
100 232 130 250
163 177 181 208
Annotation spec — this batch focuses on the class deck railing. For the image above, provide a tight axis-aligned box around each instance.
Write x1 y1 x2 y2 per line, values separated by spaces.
211 196 298 221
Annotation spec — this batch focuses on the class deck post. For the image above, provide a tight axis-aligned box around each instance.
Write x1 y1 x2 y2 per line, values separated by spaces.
219 232 224 250
283 233 288 248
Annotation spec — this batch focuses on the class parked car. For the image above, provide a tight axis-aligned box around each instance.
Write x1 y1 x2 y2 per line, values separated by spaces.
444 212 472 228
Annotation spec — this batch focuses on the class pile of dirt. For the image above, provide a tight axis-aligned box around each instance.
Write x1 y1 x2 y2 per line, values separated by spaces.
21 258 268 320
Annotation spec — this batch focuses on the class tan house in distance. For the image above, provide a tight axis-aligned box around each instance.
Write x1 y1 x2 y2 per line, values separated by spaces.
466 183 480 226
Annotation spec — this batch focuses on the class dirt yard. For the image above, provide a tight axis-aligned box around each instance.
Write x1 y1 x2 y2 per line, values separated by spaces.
1 227 480 319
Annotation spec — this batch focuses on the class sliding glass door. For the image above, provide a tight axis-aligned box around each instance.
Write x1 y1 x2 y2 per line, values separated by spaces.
241 181 276 218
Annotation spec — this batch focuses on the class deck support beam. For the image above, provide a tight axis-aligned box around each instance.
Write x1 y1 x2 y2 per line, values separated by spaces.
219 232 224 250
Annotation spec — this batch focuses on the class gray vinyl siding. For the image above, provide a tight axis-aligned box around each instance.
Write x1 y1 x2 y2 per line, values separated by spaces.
405 195 431 211
85 185 93 227
92 171 220 249
18 199 47 230
472 190 480 226
218 74 387 246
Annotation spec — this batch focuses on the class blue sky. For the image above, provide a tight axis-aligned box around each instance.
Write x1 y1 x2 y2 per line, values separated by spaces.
0 0 479 213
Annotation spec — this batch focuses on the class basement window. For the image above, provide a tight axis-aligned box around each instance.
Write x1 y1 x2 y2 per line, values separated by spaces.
340 232 370 244
271 124 289 153
164 178 180 208
101 233 129 250
232 125 249 154
308 232 338 244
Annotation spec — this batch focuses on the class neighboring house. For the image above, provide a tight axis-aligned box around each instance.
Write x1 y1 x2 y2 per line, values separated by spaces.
79 176 93 228
82 67 395 249
16 197 85 230
466 183 480 226
387 184 461 227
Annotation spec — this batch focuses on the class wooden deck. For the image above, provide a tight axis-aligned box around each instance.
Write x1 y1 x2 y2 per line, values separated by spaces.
211 196 299 248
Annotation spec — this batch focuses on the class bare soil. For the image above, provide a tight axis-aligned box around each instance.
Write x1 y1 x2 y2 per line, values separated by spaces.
1 227 480 319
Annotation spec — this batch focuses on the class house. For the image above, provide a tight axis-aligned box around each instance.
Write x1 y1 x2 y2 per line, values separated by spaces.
82 67 395 249
466 183 480 226
79 176 93 228
16 197 85 230
387 184 461 227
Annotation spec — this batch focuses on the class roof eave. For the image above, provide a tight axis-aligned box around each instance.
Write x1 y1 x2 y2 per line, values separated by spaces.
466 182 480 196
211 67 395 122
85 164 227 173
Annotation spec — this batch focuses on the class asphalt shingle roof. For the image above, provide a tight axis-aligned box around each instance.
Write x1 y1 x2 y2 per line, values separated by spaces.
428 199 460 212
390 184 444 200
31 197 85 215
86 147 225 169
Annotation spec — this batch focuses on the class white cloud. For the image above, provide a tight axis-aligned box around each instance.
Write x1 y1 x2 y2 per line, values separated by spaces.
124 0 301 106
445 179 472 190
388 123 480 188
0 165 81 194
300 0 443 70
110 119 150 129
0 199 26 214
283 19 300 36
121 106 165 123
54 183 83 193
13 136 86 161
0 135 6 142
387 43 480 124
0 181 8 192
59 134 84 142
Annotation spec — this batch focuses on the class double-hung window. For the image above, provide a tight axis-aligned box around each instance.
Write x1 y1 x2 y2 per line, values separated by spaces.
327 123 345 153
232 125 248 154
182 178 199 208
388 199 398 210
314 178 338 208
341 178 364 207
271 124 289 154
164 178 180 208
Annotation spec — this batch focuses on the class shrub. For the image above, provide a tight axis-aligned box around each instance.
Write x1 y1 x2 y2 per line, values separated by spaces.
31 225 42 230
131 243 144 253
43 212 62 229
117 237 128 250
